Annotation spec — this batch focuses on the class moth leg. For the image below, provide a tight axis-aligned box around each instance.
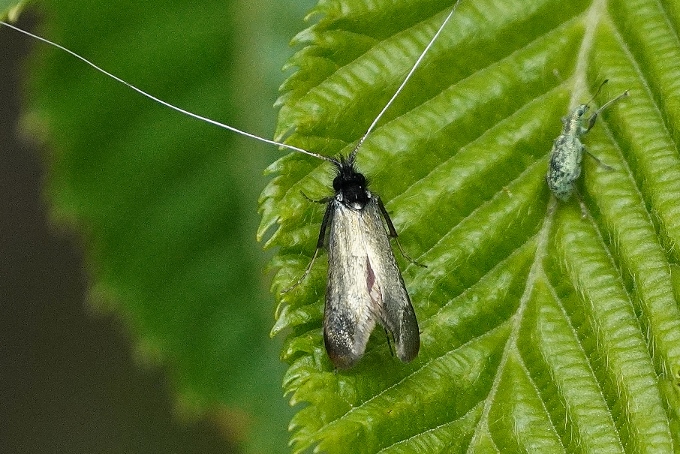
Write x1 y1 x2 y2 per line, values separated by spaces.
376 196 426 268
375 312 398 359
300 190 332 205
281 200 334 294
584 149 614 171
383 327 396 358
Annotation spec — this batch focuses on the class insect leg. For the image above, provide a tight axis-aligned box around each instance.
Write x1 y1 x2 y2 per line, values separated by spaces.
281 199 334 294
383 327 395 358
586 89 630 132
573 187 589 219
300 191 332 205
585 111 601 133
376 196 426 268
315 200 334 249
584 149 614 171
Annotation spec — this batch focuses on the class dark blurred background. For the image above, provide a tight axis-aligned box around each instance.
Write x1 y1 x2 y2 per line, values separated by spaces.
0 13 236 454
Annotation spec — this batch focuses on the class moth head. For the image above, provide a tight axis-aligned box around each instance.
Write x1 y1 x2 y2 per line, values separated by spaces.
333 157 369 208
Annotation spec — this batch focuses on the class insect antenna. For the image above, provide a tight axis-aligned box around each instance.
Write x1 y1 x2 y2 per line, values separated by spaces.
586 89 630 132
347 0 462 165
0 20 339 166
584 78 610 106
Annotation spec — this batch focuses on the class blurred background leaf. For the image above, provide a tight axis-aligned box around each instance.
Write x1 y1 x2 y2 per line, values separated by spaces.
1 0 312 452
0 0 26 20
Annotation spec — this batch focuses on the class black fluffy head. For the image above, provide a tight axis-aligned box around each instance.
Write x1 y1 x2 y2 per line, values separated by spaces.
333 156 369 209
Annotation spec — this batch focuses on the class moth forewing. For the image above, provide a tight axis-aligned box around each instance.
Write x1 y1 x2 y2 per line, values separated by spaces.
324 190 419 369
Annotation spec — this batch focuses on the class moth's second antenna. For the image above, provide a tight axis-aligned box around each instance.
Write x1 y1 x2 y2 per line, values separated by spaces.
348 0 462 163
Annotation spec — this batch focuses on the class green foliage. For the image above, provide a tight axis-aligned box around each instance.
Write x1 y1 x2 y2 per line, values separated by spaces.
0 0 28 20
262 0 680 451
9 0 680 451
12 0 311 452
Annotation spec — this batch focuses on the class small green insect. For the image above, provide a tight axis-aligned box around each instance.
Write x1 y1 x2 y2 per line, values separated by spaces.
547 80 629 204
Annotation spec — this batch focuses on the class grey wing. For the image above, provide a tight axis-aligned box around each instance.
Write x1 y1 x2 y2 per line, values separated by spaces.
361 198 419 363
324 200 380 369
323 197 419 368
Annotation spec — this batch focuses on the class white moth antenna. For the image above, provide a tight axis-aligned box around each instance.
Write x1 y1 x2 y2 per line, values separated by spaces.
0 20 338 165
348 0 463 163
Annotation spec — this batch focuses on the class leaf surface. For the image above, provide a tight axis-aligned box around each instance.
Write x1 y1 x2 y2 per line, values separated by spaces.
262 0 680 451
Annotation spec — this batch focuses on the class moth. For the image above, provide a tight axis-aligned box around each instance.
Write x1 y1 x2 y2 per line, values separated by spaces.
1 0 461 369
547 79 629 204
283 2 461 368
304 153 421 369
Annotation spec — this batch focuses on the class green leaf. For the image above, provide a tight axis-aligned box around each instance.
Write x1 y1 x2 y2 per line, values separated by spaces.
0 0 28 21
263 0 680 451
